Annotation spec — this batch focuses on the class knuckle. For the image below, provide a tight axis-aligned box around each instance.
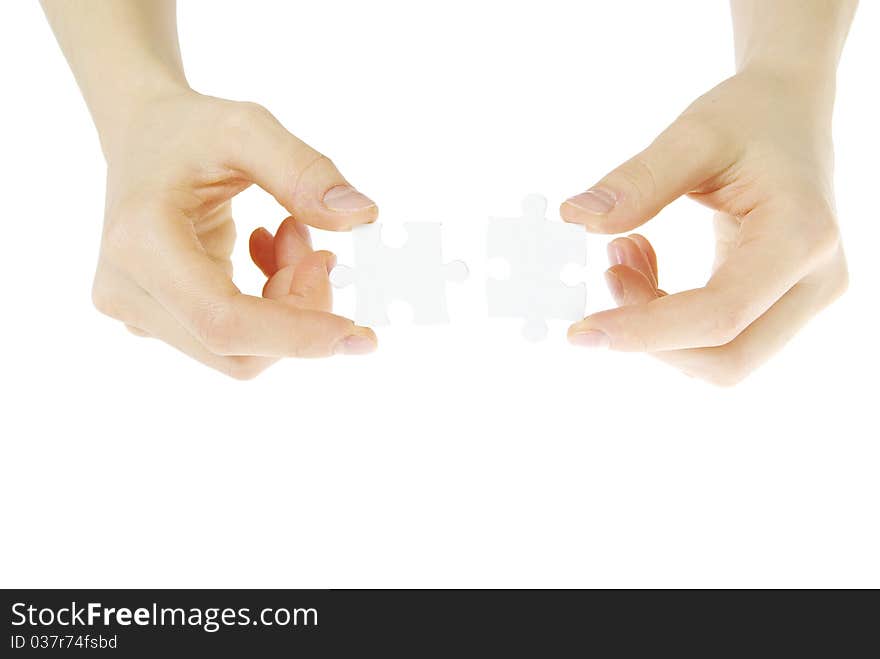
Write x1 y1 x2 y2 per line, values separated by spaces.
795 201 840 262
831 267 849 300
125 325 150 338
195 300 239 355
290 152 335 203
316 153 335 172
298 151 333 178
671 114 726 154
813 221 840 258
101 218 136 265
706 305 749 346
222 357 266 381
806 221 839 258
91 261 150 324
700 286 753 346
615 155 659 210
91 284 120 319
91 266 127 321
225 101 274 133
813 258 849 308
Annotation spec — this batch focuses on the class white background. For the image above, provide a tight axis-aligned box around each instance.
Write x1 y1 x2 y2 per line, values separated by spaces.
1 1 877 588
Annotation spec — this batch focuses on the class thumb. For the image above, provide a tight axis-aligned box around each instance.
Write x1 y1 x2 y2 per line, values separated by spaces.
226 102 377 231
560 117 725 234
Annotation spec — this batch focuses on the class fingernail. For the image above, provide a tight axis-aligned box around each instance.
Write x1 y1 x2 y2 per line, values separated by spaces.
604 270 624 302
569 329 610 349
334 333 377 356
294 221 312 246
607 242 625 266
323 185 376 212
564 188 618 215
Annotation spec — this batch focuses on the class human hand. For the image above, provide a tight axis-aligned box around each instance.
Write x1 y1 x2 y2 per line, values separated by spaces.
560 70 848 385
90 91 378 378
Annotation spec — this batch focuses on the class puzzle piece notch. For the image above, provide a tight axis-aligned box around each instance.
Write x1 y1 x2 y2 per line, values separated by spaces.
487 194 587 341
330 222 468 326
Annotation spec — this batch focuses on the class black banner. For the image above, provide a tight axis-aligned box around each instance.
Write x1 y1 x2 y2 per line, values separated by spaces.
2 589 874 655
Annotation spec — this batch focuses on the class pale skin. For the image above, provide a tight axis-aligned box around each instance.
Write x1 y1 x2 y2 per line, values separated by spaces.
42 1 856 383
41 0 379 380
562 0 857 385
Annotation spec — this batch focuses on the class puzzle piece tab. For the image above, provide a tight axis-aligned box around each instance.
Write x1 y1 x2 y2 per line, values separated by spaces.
330 223 468 326
487 194 587 341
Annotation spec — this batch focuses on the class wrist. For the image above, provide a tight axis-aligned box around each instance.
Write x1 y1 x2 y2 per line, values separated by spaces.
735 56 837 120
91 76 193 161
737 51 838 88
731 0 855 88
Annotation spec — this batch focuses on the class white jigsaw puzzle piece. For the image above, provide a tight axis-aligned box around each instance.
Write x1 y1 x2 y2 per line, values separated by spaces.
487 194 587 341
330 223 468 326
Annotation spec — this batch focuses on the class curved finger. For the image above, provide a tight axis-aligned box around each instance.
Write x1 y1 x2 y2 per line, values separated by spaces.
264 250 336 312
261 218 333 311
274 216 313 270
607 237 657 288
627 234 658 283
604 264 658 308
253 216 313 285
585 241 848 386
130 209 376 358
568 207 838 352
249 227 277 277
